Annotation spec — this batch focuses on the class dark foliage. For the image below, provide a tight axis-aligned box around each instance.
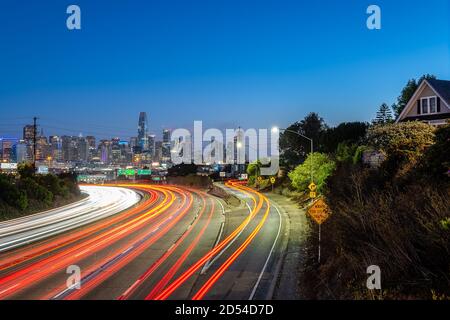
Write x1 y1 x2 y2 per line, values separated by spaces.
279 112 327 170
304 132 450 299
0 164 81 220
167 163 198 177
319 122 369 154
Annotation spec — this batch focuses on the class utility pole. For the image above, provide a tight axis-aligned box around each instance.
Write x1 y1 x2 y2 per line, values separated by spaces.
33 116 38 172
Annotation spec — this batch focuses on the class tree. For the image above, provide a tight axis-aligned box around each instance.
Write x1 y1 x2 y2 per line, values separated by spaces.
419 124 450 179
335 142 358 163
319 122 369 153
279 112 327 170
366 122 435 176
288 152 336 193
246 160 261 185
0 175 28 210
372 103 394 125
19 177 53 206
18 163 35 179
392 74 436 118
167 163 197 177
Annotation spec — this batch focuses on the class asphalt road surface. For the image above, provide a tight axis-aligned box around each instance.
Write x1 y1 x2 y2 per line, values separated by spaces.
0 181 285 300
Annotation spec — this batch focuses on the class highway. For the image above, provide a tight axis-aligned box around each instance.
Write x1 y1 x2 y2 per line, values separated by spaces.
0 186 141 253
0 182 285 300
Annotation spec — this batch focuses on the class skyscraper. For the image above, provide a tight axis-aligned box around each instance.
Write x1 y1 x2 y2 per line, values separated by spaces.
49 136 62 161
162 129 171 163
148 134 156 157
0 137 17 162
137 112 149 151
23 125 34 143
86 136 96 160
15 140 28 163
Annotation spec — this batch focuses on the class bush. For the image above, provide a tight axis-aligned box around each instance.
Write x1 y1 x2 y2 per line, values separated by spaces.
317 165 450 299
19 177 53 206
335 142 358 163
366 122 435 176
419 124 450 180
0 177 28 210
288 152 335 193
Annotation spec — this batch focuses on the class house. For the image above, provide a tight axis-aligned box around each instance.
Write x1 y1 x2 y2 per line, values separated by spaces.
396 79 450 126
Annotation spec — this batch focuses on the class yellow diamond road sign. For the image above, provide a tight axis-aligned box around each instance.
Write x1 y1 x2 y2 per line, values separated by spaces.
308 198 330 225
309 191 317 199
308 182 317 191
270 177 276 184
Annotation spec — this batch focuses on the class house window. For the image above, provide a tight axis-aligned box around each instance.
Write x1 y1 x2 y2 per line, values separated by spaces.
429 97 437 113
421 96 437 114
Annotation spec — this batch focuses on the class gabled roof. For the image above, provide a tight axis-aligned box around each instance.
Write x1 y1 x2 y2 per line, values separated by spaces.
396 78 450 123
427 79 450 106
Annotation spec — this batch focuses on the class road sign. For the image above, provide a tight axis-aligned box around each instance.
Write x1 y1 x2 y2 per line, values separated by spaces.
118 169 135 176
219 171 226 177
308 182 317 191
257 176 263 182
309 191 317 199
137 169 151 175
0 163 17 170
307 198 330 225
37 166 49 174
270 177 276 184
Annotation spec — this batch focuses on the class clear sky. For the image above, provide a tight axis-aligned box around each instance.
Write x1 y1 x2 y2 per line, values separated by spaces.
0 0 449 139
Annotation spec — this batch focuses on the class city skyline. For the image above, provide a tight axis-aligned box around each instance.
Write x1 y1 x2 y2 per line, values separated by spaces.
0 0 449 138
0 112 175 166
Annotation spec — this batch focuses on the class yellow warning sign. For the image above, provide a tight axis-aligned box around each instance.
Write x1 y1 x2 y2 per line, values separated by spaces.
308 182 317 191
307 198 330 225
309 191 317 199
270 177 276 184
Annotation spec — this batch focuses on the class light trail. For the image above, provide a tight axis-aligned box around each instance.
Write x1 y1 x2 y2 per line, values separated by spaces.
192 188 270 299
152 181 265 300
0 186 141 252
0 185 176 299
0 188 158 272
142 192 215 300
47 186 194 300
117 190 209 300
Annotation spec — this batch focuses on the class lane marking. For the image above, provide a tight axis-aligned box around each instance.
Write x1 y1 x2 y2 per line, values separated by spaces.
200 200 252 274
200 199 226 274
248 201 282 300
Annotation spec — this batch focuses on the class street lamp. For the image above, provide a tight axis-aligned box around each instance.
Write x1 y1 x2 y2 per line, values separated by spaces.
275 126 320 263
272 126 314 184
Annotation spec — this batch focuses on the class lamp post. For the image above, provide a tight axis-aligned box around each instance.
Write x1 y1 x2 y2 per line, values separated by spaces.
236 141 261 187
272 127 314 184
273 126 321 263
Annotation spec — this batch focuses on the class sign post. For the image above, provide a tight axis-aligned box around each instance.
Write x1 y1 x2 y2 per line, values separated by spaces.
308 182 317 199
256 176 262 189
270 176 276 192
307 198 331 263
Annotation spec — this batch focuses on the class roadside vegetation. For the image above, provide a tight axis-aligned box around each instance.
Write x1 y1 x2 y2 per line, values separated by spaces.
271 74 449 299
0 163 81 221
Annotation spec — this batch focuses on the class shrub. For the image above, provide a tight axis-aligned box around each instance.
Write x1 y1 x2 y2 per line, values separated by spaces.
19 177 53 206
288 152 336 193
419 124 450 180
366 122 435 176
312 164 450 299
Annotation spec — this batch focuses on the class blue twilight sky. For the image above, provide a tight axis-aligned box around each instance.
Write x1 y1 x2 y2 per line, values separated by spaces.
0 0 449 139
